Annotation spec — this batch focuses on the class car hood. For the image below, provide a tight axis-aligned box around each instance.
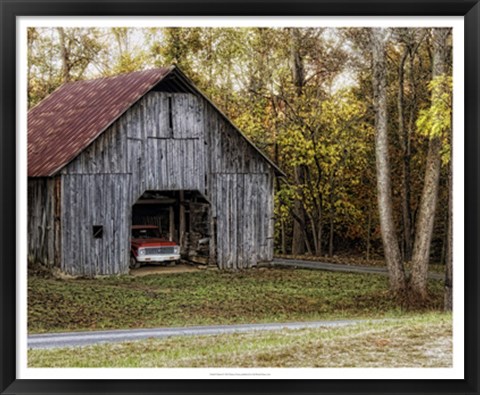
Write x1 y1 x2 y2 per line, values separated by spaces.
131 238 178 247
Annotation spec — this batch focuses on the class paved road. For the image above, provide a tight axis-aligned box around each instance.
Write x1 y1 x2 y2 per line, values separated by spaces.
29 319 369 349
272 258 444 280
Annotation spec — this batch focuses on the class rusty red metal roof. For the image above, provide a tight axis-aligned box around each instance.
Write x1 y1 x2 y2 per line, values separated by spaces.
28 67 173 177
28 66 285 178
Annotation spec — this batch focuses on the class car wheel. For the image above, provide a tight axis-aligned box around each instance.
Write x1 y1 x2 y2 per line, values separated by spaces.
130 256 141 269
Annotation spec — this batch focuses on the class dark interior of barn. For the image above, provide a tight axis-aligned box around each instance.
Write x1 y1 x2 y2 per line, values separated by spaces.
131 190 213 266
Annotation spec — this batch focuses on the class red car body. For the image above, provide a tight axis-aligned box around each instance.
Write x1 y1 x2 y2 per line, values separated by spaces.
130 225 181 268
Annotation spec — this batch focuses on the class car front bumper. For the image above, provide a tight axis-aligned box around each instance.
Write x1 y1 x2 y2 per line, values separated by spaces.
135 254 181 263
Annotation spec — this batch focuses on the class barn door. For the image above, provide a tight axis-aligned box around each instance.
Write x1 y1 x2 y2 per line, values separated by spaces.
214 173 273 269
61 174 131 276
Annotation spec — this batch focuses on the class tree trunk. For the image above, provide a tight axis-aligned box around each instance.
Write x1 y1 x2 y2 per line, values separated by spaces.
304 164 323 256
372 28 407 294
410 138 442 300
402 31 426 262
329 215 334 257
444 154 453 311
274 144 287 255
366 203 372 261
290 28 307 255
291 28 305 98
316 208 323 257
307 211 318 254
57 27 70 84
281 219 286 255
397 47 413 262
328 175 335 257
27 28 36 108
292 166 306 255
410 28 449 302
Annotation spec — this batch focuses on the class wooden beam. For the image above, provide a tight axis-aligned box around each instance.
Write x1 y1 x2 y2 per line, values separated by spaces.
179 191 186 252
169 206 174 242
134 199 176 205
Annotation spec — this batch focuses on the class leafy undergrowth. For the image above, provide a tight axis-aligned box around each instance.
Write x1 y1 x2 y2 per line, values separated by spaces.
275 254 445 274
28 313 452 368
28 267 444 334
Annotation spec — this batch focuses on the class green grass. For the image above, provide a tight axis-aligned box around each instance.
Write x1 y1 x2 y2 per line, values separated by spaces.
28 312 452 368
28 267 444 333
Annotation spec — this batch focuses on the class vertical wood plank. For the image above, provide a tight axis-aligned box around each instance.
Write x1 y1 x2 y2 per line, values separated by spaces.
226 174 232 269
245 174 255 268
169 206 175 242
159 139 167 189
216 175 223 269
235 174 243 268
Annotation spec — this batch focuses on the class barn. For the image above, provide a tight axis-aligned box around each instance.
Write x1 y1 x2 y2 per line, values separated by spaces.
28 66 283 276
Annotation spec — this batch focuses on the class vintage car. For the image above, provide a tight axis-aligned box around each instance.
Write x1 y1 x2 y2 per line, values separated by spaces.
130 225 180 269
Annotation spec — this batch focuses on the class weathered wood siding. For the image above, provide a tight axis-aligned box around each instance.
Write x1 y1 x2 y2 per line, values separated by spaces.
28 177 61 267
31 89 275 275
59 91 206 275
204 104 275 269
125 92 205 201
61 174 131 276
60 112 131 276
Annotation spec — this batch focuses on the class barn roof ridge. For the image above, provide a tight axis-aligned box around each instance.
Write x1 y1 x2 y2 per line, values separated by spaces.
28 65 285 177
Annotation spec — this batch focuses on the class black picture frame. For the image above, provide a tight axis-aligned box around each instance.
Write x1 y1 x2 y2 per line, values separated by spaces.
1 1 478 394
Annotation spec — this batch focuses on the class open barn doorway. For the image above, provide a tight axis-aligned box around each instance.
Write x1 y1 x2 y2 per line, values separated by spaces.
131 190 213 269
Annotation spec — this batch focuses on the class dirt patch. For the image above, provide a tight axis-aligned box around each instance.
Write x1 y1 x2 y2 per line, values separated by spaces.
130 263 209 277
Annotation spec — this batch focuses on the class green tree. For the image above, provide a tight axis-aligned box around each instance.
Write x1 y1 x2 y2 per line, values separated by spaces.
28 27 103 107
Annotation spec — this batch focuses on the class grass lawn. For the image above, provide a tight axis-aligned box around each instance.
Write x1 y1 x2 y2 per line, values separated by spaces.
28 267 444 333
28 313 452 368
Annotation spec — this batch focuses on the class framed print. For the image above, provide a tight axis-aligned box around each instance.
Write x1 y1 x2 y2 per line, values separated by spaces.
1 0 479 394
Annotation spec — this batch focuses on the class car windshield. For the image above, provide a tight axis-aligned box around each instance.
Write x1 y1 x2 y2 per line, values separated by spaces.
132 228 161 239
